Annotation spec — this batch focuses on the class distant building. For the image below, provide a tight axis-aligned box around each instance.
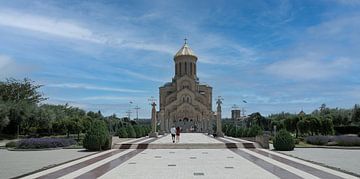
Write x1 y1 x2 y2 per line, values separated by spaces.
231 109 241 121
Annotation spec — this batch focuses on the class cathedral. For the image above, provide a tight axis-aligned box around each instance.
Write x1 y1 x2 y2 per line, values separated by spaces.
158 40 215 133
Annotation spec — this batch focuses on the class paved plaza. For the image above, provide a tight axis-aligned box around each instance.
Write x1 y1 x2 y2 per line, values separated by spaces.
0 149 96 179
6 133 355 179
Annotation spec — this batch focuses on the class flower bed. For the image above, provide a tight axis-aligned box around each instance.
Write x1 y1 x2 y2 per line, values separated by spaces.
305 135 330 145
334 136 360 146
15 138 76 149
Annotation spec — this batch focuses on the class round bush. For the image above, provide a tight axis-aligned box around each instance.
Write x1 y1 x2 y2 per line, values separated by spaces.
117 127 128 138
273 129 295 151
126 125 136 138
83 120 110 151
248 126 263 137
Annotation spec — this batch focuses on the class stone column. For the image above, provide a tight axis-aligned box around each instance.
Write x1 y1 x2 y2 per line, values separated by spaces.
159 111 165 135
216 99 224 137
149 102 158 138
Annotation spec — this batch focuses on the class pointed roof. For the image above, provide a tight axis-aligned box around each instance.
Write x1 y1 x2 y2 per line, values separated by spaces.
174 39 197 59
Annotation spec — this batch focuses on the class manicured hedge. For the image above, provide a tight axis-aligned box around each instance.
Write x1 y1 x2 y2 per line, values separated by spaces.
273 129 295 151
334 126 360 135
83 120 110 151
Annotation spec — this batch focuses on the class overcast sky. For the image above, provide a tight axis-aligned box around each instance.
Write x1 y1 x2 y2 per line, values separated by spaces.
0 0 359 118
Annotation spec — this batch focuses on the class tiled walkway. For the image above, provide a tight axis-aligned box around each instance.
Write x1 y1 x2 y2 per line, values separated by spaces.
19 134 358 179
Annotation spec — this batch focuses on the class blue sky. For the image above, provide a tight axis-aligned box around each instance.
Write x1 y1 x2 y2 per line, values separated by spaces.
0 0 359 118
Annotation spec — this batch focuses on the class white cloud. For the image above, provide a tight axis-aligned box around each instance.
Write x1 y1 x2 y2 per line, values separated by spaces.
0 55 32 79
118 68 166 83
46 83 146 93
0 10 103 43
266 55 352 80
0 9 177 55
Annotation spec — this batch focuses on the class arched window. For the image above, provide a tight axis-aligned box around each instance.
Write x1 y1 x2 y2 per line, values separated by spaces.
190 63 193 75
175 63 178 75
194 63 196 75
185 62 187 74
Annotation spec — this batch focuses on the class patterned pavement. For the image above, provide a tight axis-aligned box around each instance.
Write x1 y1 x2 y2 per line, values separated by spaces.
20 133 358 179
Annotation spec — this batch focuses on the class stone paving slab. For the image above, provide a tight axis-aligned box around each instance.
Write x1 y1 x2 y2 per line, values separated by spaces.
151 133 221 144
99 149 279 179
9 133 359 179
0 149 96 179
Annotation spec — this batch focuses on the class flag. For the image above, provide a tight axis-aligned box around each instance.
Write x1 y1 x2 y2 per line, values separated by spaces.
242 100 247 103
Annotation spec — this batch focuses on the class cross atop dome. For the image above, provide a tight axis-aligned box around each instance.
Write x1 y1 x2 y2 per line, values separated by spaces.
174 38 197 59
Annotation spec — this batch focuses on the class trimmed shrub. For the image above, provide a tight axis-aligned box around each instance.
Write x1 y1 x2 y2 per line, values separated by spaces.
229 127 237 137
134 125 144 138
305 135 330 145
236 127 244 137
248 125 263 137
117 127 128 138
334 135 360 146
126 125 136 138
142 126 149 136
273 130 295 151
16 138 76 149
102 136 113 150
83 120 110 151
243 128 250 137
5 141 17 148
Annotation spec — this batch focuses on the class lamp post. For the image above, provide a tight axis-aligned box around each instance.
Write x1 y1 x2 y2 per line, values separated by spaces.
134 105 140 120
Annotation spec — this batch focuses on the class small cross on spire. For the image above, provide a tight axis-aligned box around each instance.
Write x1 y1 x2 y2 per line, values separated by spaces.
184 37 188 44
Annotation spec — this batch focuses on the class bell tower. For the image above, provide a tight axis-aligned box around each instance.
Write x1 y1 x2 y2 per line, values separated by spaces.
174 38 197 80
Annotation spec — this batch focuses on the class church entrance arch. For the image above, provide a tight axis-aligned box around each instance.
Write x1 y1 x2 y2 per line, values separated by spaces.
174 117 196 132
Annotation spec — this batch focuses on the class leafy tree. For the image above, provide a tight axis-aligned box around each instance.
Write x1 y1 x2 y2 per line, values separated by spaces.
126 125 136 138
0 78 47 104
320 118 334 135
297 120 309 136
351 104 360 124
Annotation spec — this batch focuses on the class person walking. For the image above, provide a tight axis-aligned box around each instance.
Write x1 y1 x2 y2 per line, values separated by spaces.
175 126 181 143
170 126 176 143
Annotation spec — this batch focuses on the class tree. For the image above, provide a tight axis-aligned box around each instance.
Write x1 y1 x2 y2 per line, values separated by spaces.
0 78 46 104
297 120 309 136
308 116 321 135
320 118 334 135
351 104 360 125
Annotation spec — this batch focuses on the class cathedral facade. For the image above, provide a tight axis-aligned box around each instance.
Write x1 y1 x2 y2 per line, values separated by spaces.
158 41 214 133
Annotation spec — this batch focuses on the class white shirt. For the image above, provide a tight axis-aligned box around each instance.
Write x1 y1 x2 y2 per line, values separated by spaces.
170 127 176 134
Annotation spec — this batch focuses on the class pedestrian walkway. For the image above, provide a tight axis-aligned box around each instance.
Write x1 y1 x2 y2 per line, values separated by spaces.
151 133 220 144
18 133 358 179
